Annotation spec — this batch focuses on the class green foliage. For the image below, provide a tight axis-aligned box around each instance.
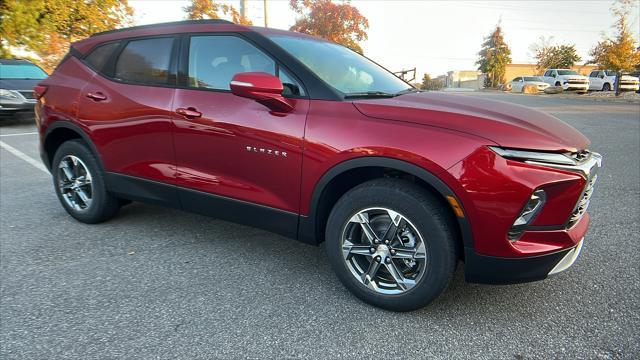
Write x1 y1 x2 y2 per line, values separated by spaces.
588 0 640 71
476 25 512 88
535 44 582 70
0 0 133 72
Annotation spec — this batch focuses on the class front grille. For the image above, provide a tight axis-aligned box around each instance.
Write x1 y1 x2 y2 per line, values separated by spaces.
18 90 35 99
568 80 587 84
567 154 600 227
570 150 591 163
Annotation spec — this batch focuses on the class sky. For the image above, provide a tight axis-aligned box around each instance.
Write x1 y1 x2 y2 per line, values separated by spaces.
129 0 640 79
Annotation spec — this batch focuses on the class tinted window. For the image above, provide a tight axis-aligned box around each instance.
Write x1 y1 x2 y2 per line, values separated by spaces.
543 71 550 77
115 37 174 85
557 70 579 75
589 71 598 77
188 36 276 90
512 77 521 82
0 63 48 79
279 68 305 96
269 35 410 95
523 77 539 81
85 42 119 72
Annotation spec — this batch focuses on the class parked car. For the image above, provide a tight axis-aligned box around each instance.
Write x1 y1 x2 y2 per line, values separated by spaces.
508 76 550 93
34 20 602 311
631 70 640 93
0 59 48 118
541 69 589 92
588 69 640 92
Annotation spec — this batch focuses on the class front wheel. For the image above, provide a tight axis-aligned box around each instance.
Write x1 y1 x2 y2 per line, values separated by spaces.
52 140 120 223
325 179 457 311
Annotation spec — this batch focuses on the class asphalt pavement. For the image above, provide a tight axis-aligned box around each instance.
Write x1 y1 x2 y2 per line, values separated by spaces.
1 93 639 359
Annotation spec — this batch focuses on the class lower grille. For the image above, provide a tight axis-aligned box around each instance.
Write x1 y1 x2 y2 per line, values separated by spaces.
568 174 597 226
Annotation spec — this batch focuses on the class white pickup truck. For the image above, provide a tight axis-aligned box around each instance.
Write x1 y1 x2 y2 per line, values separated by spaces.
541 69 589 92
588 69 640 92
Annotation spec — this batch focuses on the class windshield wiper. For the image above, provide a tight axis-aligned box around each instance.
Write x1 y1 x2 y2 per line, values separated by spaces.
344 91 397 99
395 87 421 96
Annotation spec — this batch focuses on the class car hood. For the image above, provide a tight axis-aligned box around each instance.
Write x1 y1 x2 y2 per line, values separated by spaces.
352 92 589 152
0 78 43 90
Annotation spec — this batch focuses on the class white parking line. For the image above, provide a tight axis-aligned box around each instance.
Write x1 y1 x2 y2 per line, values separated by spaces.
0 132 38 137
0 140 49 174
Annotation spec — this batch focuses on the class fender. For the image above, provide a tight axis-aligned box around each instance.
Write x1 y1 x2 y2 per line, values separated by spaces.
42 120 103 171
298 156 474 250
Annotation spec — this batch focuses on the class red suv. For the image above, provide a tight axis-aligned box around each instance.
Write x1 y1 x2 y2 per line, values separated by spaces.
35 20 601 311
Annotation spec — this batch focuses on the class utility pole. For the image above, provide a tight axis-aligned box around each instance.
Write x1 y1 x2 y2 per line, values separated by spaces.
263 0 268 27
240 0 248 20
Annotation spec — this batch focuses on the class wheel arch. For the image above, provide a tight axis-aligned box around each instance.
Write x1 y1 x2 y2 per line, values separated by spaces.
298 157 474 256
43 121 103 171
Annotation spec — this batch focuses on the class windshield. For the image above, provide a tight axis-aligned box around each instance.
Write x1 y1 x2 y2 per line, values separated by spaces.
0 63 48 79
523 77 540 81
557 70 579 76
269 35 410 95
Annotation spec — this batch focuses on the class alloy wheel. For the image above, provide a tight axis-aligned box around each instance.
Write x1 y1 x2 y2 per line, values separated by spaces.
341 207 428 294
57 155 93 211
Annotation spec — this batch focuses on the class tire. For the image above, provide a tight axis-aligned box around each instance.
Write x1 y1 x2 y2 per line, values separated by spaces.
52 139 120 223
325 178 457 311
602 83 611 91
555 81 561 86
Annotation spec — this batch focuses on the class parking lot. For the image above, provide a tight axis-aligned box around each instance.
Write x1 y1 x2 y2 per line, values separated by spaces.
1 93 639 359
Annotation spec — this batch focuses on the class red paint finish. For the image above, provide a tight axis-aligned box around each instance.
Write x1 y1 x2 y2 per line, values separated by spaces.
36 22 598 266
172 88 308 212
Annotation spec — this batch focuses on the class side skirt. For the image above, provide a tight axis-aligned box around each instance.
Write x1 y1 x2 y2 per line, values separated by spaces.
105 172 299 239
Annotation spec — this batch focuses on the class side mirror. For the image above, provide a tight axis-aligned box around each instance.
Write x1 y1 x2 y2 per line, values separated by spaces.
599 74 605 79
552 73 556 78
230 72 295 113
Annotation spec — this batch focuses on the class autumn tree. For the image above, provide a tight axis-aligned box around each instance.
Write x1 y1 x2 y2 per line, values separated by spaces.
0 0 133 72
289 0 369 53
534 44 582 70
588 0 640 71
420 73 443 91
184 0 252 25
476 25 512 88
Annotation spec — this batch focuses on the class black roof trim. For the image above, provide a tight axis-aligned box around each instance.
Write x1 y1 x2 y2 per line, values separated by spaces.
90 19 234 38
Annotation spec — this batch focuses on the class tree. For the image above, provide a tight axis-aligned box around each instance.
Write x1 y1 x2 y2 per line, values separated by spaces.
476 25 511 88
289 0 369 53
0 0 133 72
184 0 252 25
588 0 640 71
420 73 443 91
534 44 582 70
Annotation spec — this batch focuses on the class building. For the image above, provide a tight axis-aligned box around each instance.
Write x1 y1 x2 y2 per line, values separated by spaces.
445 70 483 89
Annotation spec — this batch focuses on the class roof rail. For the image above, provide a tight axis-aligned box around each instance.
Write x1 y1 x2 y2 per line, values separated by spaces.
90 19 234 37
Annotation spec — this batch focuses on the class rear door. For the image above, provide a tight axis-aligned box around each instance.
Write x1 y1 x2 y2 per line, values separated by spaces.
589 70 602 90
77 37 179 186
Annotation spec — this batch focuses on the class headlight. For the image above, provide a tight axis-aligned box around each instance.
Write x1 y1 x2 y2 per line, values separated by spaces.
0 89 20 100
489 146 577 166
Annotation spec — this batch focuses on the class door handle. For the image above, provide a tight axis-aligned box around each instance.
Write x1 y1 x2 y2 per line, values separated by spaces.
86 92 107 101
176 107 202 119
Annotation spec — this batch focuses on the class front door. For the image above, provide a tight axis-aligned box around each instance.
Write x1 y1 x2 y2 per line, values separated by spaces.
171 35 309 232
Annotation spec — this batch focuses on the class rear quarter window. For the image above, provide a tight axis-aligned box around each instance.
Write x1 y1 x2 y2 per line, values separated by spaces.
114 37 175 85
84 42 120 72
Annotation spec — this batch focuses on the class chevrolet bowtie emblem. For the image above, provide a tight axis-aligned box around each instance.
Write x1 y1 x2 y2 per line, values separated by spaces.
246 146 287 157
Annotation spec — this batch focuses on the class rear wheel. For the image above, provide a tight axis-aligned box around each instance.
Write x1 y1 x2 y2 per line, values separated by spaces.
52 140 120 223
325 179 457 311
602 83 611 91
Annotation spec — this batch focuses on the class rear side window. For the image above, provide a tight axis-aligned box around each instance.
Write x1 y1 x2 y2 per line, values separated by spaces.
84 42 120 72
115 37 174 85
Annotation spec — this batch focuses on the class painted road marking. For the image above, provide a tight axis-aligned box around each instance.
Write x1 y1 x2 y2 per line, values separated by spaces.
0 132 38 137
0 140 49 174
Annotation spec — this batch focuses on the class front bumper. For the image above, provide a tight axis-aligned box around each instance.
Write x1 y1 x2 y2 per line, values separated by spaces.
0 99 36 116
464 238 584 284
562 83 589 91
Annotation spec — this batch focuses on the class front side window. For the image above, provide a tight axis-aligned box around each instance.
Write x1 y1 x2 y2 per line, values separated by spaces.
188 36 276 90
0 63 48 79
269 35 410 96
85 42 120 72
114 37 174 85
